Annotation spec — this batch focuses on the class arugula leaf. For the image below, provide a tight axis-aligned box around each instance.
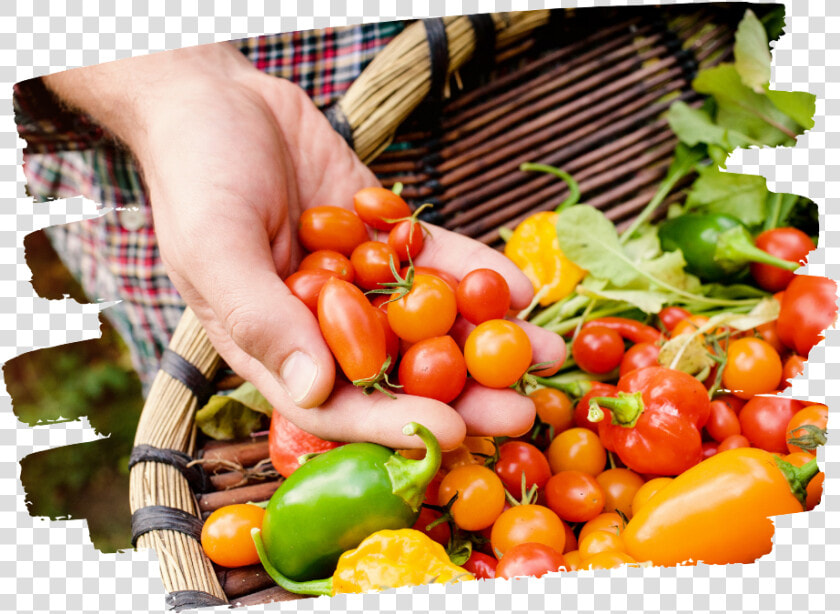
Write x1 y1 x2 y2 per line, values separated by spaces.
578 286 674 315
685 166 769 226
765 89 816 131
734 9 771 93
195 382 273 440
667 101 757 168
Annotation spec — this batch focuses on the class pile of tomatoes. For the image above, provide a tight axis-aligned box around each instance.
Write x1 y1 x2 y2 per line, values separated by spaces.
289 187 534 400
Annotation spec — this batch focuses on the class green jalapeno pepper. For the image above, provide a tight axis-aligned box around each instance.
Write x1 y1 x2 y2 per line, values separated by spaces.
658 213 799 282
258 422 441 582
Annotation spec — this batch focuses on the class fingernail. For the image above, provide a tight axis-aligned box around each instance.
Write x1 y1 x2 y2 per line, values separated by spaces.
279 351 319 405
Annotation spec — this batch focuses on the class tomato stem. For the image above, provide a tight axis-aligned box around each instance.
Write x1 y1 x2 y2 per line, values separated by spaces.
786 424 827 451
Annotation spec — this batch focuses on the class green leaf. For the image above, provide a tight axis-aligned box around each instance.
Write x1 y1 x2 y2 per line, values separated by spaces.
194 382 273 440
556 206 639 286
765 89 816 130
667 102 756 164
734 10 771 93
578 286 674 314
637 250 703 294
761 6 787 42
228 382 273 417
685 166 769 226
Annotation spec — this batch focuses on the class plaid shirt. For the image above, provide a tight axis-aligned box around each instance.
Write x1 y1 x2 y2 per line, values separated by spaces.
15 22 405 390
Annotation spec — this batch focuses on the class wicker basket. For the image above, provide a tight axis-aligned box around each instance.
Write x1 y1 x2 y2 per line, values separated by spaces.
128 5 754 609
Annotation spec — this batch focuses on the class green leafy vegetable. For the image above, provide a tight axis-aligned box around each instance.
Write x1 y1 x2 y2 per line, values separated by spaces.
734 10 772 93
195 382 273 440
684 166 769 226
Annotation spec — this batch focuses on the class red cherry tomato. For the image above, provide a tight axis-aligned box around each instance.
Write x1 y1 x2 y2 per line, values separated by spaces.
658 306 692 332
298 205 368 256
494 441 552 499
464 319 533 388
285 269 338 315
298 249 355 282
412 506 451 547
701 440 719 459
750 227 814 292
387 274 458 344
398 335 466 403
545 470 605 523
200 504 265 568
739 396 803 453
717 433 751 452
352 186 411 231
455 268 512 325
350 240 400 290
463 551 497 580
495 543 568 579
705 399 742 443
776 275 838 357
388 219 424 262
572 326 625 374
619 342 660 376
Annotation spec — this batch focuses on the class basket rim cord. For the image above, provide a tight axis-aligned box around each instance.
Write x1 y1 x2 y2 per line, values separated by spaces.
422 18 450 106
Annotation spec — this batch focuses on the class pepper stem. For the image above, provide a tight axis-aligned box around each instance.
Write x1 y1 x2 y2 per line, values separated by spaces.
531 377 594 398
774 457 820 509
588 392 645 428
715 226 800 273
251 528 333 596
384 422 443 512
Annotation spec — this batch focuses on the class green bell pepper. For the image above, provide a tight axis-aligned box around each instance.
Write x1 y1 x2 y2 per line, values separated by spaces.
658 213 799 282
258 422 441 582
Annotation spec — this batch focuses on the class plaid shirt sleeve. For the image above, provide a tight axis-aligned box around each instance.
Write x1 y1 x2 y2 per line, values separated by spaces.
16 21 406 391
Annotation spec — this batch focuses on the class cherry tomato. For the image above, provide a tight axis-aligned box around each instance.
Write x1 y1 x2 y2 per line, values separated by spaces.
353 186 411 231
545 470 605 523
750 227 814 292
781 354 806 388
714 393 746 416
438 464 506 532
463 551 497 580
670 314 710 337
786 404 828 456
387 273 457 343
398 335 466 403
529 388 575 437
298 249 354 282
619 342 660 376
285 269 338 315
717 433 751 452
318 278 387 383
595 468 645 518
578 512 626 543
400 265 459 292
412 506 451 547
490 504 566 558
563 550 583 571
739 396 803 454
722 337 782 399
455 269 511 325
754 320 786 355
784 452 824 510
388 219 424 262
200 504 265 568
630 477 673 517
464 319 532 388
658 306 692 332
705 399 742 443
495 543 568 579
494 441 552 499
547 427 607 476
572 326 625 374
776 275 838 357
561 520 578 554
350 241 400 290
578 529 625 559
581 551 637 570
298 205 368 256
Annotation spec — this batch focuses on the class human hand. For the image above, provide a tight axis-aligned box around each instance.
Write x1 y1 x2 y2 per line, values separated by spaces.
45 42 565 450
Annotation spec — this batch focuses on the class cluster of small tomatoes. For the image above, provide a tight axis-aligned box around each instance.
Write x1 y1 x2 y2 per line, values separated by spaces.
288 187 534 399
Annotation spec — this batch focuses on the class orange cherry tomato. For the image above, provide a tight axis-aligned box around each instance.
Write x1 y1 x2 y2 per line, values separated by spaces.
490 504 566 558
630 477 673 518
722 337 782 399
200 504 265 568
387 273 457 344
781 354 806 388
595 468 645 519
578 512 626 543
578 529 626 559
786 404 828 456
563 550 583 571
438 464 505 531
582 551 637 569
464 319 532 388
529 388 575 436
547 427 607 476
298 205 368 256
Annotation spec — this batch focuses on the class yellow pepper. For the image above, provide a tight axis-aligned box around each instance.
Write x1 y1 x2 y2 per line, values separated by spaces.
252 527 474 596
504 212 586 306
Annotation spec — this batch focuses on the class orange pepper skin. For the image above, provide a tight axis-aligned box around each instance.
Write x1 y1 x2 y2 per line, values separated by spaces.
623 448 806 566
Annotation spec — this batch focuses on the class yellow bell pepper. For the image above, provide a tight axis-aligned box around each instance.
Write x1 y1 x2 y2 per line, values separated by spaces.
504 212 586 306
252 527 474 596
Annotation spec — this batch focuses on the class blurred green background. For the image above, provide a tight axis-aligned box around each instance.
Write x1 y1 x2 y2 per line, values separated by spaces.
5 230 142 552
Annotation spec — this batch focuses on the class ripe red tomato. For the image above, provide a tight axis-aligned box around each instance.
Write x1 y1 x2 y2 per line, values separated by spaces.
705 399 742 443
619 342 660 376
200 504 265 568
722 337 782 399
717 433 751 452
298 249 355 282
352 186 411 231
398 335 466 403
411 506 451 547
388 219 424 262
438 464 506 531
464 319 532 388
750 227 814 292
776 275 838 357
350 240 400 290
572 326 625 374
739 396 803 453
285 269 338 315
387 273 458 343
786 404 828 456
545 470 605 523
318 278 387 384
494 441 552 499
298 205 368 256
463 551 497 580
490 504 566 558
781 354 806 388
658 306 692 332
495 543 568 579
455 269 511 325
